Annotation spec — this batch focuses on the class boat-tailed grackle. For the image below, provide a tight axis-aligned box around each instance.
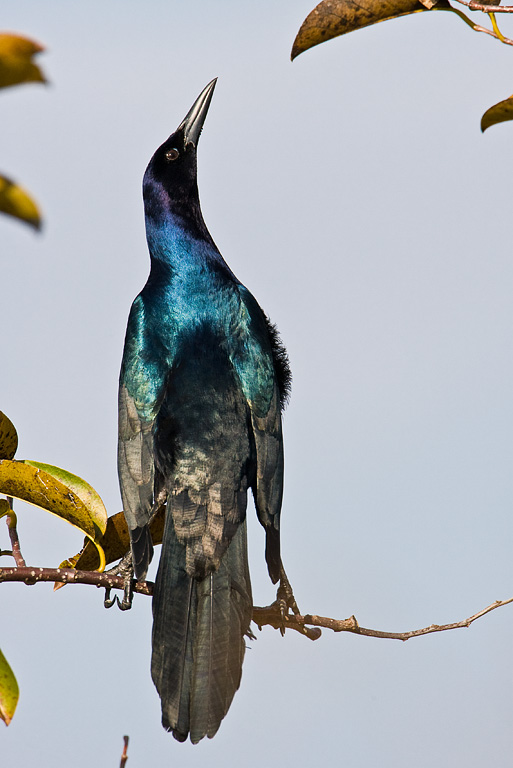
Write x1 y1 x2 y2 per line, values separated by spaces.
117 79 295 743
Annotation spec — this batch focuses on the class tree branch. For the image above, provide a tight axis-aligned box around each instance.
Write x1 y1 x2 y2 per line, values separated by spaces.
457 1 513 12
1 502 26 567
0 565 511 643
119 735 129 768
0 565 153 595
446 4 513 46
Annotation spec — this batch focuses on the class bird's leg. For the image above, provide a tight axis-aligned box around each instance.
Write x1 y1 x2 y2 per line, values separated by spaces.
104 549 135 611
274 562 300 636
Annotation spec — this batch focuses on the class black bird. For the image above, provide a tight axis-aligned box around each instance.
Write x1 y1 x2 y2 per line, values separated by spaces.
117 79 292 743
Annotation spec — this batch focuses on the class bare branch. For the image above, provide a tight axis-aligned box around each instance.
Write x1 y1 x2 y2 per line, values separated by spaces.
0 565 511 644
456 1 513 12
447 4 513 45
0 502 26 567
297 598 513 640
0 565 153 596
120 735 129 768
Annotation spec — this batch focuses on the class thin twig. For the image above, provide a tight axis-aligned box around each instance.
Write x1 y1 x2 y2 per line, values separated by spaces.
455 0 513 12
6 514 26 568
445 4 513 45
0 565 511 643
255 598 513 640
0 503 26 567
120 735 129 768
299 597 513 640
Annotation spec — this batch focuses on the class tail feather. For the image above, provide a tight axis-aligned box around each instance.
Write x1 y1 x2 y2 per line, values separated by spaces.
151 519 194 739
129 524 154 580
152 510 252 743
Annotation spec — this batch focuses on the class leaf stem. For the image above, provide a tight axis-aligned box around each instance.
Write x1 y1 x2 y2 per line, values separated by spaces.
441 3 513 45
489 10 507 40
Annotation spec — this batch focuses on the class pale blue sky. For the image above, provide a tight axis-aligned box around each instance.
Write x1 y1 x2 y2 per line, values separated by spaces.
2 1 513 765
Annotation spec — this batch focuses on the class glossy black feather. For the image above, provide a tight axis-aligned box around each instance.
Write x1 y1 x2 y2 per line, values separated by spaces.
118 81 289 742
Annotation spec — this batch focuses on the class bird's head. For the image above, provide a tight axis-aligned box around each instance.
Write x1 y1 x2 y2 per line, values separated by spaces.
143 79 217 219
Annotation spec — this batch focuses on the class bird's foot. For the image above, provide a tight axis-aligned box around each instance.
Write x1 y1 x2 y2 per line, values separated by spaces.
273 563 300 636
104 550 134 611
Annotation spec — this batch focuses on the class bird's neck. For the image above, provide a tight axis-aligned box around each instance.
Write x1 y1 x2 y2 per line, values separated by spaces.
144 177 220 260
144 211 240 301
142 176 238 290
145 213 211 266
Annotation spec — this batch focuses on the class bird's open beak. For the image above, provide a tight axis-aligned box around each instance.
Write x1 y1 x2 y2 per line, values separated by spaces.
178 78 217 148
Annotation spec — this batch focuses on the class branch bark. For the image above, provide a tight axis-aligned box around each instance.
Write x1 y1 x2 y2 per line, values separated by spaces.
448 4 513 46
119 735 129 768
0 564 511 643
0 503 26 567
460 1 513 12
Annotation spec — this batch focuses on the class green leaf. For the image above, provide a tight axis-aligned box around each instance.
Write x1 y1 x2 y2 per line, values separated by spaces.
481 94 513 132
0 174 41 231
0 412 17 460
291 0 448 60
0 649 19 726
0 460 107 570
0 33 46 90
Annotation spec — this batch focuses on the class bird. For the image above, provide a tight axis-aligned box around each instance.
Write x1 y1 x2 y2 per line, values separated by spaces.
117 79 293 744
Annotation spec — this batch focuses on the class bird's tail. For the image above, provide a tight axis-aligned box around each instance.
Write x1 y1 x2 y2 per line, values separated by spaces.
151 510 252 743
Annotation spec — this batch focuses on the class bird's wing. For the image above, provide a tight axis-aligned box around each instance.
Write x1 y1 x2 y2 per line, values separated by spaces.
234 286 285 583
118 295 169 578
118 381 155 529
118 383 156 577
250 383 283 583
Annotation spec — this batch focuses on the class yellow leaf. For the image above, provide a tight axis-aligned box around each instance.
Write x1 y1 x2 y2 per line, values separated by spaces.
481 94 513 132
291 0 448 59
25 461 108 537
0 412 17 460
0 175 41 230
64 507 166 572
0 33 46 89
0 460 107 571
0 649 19 726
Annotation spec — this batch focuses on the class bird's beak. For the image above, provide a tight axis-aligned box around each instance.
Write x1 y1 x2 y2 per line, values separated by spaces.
178 78 217 148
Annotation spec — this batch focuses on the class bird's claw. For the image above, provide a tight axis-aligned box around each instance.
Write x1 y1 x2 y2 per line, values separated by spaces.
117 587 134 611
276 584 290 635
104 594 133 610
104 587 117 609
103 551 135 611
273 563 300 636
104 576 134 610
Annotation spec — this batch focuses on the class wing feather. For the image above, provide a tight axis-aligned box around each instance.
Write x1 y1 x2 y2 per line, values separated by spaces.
118 383 155 577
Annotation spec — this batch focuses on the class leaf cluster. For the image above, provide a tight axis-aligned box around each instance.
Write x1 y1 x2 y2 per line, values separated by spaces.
0 410 169 727
0 32 45 229
0 411 111 725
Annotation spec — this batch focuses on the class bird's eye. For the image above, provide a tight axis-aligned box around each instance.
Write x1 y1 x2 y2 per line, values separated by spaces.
165 148 180 162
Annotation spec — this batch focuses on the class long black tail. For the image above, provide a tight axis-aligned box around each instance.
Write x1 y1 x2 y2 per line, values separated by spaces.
151 511 253 743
